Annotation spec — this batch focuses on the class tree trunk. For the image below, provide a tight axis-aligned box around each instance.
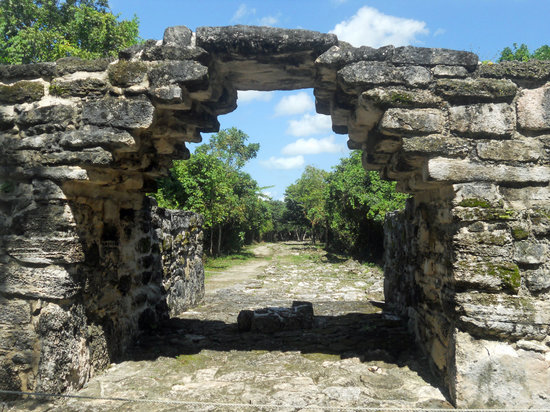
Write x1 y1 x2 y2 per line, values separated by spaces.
217 224 222 256
210 226 214 255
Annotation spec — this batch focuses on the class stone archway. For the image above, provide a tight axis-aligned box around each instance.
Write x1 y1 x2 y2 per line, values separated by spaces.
1 25 549 408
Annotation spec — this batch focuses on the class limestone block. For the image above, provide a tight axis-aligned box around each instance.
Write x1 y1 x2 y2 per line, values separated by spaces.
435 78 517 101
4 235 84 265
432 65 469 78
455 292 550 340
50 73 107 97
361 87 443 108
108 60 148 88
0 262 81 299
500 186 550 209
0 62 56 80
449 103 515 136
514 240 547 265
453 182 503 206
454 259 520 293
18 103 76 127
517 86 550 131
455 331 550 408
0 324 37 352
479 60 550 81
197 26 337 56
82 97 154 129
425 158 550 184
379 108 445 135
338 61 431 92
0 106 15 130
148 61 208 87
402 135 470 157
60 126 137 151
35 302 91 393
315 43 393 69
55 57 111 75
163 25 192 47
150 85 192 110
477 139 542 162
0 80 45 104
141 45 208 62
32 179 66 201
524 266 550 293
12 147 113 167
0 298 31 325
237 301 314 333
391 46 478 67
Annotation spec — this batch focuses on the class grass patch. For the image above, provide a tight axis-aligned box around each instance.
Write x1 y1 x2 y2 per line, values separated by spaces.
203 246 260 272
301 352 341 362
175 353 209 369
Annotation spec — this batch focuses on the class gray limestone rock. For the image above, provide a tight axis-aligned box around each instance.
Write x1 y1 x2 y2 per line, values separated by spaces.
0 262 81 299
0 80 45 104
432 65 469 78
402 135 470 158
237 301 314 333
163 26 193 47
514 240 547 265
0 62 56 80
108 60 148 87
525 266 550 293
338 61 431 92
516 85 550 131
18 103 76 127
50 75 108 97
55 57 111 75
391 46 478 67
196 25 337 57
60 126 137 151
435 78 517 102
148 61 209 87
82 96 154 129
479 60 550 81
362 87 443 108
316 43 394 68
449 103 515 136
476 139 542 162
379 108 445 135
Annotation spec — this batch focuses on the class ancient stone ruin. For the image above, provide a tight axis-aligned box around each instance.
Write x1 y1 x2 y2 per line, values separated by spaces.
1 25 549 408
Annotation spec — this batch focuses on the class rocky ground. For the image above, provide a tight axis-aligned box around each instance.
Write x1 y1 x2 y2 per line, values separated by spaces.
8 242 452 411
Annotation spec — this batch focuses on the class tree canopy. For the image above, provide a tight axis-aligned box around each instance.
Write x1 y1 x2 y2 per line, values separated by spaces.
498 43 550 62
0 0 140 64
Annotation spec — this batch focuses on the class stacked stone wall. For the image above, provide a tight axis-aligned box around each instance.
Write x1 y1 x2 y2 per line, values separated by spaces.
0 24 549 407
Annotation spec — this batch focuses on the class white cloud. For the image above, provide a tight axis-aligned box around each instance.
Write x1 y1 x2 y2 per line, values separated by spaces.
330 6 429 48
433 28 446 37
237 90 274 103
232 4 256 22
282 136 345 155
260 155 305 170
259 16 278 26
287 113 332 137
274 92 315 116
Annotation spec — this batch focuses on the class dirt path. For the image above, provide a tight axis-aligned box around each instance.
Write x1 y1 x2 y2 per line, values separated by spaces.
11 242 451 411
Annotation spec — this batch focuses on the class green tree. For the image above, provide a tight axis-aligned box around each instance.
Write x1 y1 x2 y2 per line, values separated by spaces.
498 43 550 62
285 166 329 243
325 151 409 259
0 0 140 64
154 128 269 256
195 127 260 170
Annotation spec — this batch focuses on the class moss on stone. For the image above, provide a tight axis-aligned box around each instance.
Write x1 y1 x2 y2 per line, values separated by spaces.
108 60 148 87
390 92 413 104
49 83 70 96
511 227 529 240
0 181 15 194
486 262 521 293
459 198 493 208
0 81 44 104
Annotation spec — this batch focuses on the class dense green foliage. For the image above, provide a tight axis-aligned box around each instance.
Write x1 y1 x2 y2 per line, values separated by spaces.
325 151 409 259
498 43 550 62
155 132 407 260
0 0 140 64
154 128 270 255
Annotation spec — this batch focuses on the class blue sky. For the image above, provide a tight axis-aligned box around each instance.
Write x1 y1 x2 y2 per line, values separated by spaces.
110 0 550 200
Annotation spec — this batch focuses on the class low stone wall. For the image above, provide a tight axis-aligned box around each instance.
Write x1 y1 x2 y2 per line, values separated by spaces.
0 196 203 395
